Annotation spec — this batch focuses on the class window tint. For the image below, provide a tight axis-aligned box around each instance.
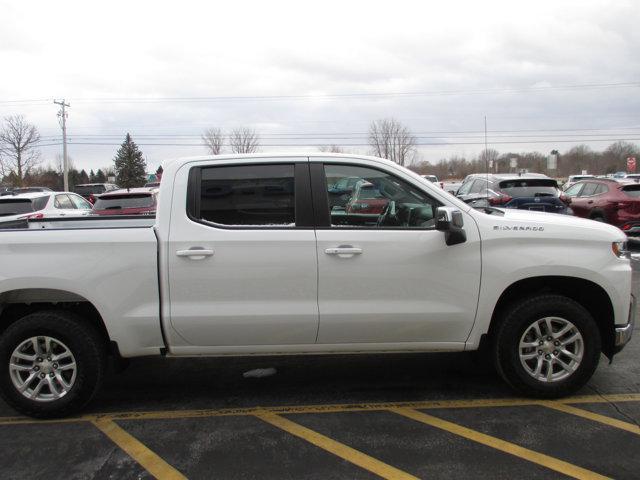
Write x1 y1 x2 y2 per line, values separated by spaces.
54 194 74 209
580 183 598 197
196 164 295 226
324 164 440 228
564 183 584 196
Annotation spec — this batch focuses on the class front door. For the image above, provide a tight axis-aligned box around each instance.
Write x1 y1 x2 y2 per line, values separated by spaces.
167 159 319 346
313 160 481 345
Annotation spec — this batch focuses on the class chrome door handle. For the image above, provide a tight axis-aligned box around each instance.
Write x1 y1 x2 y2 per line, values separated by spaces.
325 246 363 255
176 248 214 259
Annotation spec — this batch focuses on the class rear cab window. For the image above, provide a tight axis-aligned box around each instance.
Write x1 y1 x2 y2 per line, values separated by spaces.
187 163 305 228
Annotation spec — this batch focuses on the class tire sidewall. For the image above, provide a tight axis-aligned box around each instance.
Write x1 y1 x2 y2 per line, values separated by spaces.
495 295 601 398
0 311 104 418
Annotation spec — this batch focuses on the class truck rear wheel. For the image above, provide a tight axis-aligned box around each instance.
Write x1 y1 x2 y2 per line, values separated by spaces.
0 310 106 418
494 295 601 398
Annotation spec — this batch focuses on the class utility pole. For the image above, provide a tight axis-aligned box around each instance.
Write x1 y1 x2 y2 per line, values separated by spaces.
54 99 70 191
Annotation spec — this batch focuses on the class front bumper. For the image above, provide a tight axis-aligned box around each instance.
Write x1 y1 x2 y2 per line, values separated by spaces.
614 294 636 352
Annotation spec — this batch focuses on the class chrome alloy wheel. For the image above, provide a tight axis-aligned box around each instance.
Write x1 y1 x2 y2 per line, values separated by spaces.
519 317 584 383
9 336 77 402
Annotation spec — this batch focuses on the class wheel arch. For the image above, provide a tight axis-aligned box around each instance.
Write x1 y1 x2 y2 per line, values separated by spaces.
0 288 114 355
487 276 615 358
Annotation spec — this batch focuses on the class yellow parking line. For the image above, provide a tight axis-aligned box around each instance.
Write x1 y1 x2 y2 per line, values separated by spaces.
256 411 418 480
1 393 639 425
92 418 187 480
541 402 640 435
392 407 609 480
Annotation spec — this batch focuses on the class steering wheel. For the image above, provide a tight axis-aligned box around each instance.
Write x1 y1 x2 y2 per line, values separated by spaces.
376 200 397 227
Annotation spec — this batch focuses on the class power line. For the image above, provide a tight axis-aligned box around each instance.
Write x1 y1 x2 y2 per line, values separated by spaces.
31 137 639 148
2 81 639 106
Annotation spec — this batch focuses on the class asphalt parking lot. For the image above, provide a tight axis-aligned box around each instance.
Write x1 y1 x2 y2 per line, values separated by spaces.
1 261 639 479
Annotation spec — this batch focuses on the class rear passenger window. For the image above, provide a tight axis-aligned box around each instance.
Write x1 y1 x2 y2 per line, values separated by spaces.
194 164 296 227
594 184 608 195
580 183 598 197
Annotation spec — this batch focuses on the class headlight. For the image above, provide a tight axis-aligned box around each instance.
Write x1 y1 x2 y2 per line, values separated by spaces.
612 241 629 258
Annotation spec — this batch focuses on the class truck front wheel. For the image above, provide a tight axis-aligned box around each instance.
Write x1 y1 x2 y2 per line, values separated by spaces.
494 295 601 398
0 310 106 418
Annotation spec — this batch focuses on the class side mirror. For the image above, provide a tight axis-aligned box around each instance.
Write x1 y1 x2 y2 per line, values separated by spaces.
436 207 467 246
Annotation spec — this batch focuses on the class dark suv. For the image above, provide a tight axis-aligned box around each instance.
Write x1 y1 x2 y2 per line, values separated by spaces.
564 178 640 234
456 173 571 214
74 183 119 204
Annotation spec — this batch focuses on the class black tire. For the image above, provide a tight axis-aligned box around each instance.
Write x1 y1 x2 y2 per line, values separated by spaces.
493 295 601 398
590 214 605 222
0 310 106 418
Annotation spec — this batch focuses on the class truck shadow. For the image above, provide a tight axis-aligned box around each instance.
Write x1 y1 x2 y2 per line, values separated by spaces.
87 351 511 414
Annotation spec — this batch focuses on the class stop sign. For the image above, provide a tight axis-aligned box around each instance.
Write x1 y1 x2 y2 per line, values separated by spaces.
628 157 637 172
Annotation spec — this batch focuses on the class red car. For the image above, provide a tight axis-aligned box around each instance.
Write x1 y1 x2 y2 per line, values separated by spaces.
92 188 158 216
345 181 389 214
564 178 640 234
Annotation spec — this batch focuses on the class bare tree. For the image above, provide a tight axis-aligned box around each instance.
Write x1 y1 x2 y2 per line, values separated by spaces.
0 115 41 186
229 127 260 154
202 127 224 155
368 118 416 166
318 145 345 153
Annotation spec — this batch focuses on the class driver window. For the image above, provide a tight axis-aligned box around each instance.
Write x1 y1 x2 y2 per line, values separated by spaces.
324 164 441 228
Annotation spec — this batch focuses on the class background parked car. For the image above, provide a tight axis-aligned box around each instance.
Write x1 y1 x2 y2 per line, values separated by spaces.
92 188 158 216
456 173 571 214
74 183 120 204
345 180 389 215
0 186 53 196
563 178 640 235
0 192 93 223
563 174 595 191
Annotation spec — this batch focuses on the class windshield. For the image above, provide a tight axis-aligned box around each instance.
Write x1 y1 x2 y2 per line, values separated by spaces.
93 194 154 210
622 185 640 198
498 179 559 197
0 199 34 216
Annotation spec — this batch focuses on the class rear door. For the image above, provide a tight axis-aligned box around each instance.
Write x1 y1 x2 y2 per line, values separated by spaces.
312 159 481 345
572 182 598 217
166 158 319 347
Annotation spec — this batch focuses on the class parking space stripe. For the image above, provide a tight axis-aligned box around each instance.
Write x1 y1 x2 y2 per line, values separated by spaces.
92 418 187 480
1 393 639 425
391 407 610 480
255 411 418 480
541 402 640 435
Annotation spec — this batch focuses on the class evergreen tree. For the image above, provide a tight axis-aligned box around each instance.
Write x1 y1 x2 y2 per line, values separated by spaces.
95 169 106 183
156 165 163 180
89 169 96 182
79 169 90 184
113 134 147 188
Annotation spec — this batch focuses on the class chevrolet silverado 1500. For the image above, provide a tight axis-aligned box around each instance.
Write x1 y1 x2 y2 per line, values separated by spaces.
0 154 634 418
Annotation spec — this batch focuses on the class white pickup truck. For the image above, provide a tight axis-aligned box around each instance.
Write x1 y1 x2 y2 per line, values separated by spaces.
0 154 634 418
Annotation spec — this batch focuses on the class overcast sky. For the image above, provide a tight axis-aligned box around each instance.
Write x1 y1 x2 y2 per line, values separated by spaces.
1 0 639 173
